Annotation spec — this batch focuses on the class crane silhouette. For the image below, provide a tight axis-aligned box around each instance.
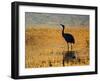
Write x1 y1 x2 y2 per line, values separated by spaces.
60 24 75 51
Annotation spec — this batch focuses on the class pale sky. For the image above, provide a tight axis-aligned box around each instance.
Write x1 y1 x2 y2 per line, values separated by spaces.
25 12 89 28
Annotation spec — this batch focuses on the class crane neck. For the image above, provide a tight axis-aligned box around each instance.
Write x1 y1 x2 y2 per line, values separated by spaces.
62 27 64 35
60 24 65 35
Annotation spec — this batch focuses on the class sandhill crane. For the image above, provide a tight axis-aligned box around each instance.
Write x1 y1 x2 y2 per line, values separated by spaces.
60 24 75 51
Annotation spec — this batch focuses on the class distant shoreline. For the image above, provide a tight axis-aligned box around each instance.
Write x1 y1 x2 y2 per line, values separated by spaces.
25 24 89 30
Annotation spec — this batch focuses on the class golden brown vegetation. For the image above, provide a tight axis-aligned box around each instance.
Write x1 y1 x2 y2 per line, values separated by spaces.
25 25 89 68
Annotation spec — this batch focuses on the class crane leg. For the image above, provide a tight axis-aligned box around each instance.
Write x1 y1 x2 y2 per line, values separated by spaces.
67 43 69 52
71 44 72 51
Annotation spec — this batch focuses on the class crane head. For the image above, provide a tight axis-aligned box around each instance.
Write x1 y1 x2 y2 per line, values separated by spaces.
60 24 65 28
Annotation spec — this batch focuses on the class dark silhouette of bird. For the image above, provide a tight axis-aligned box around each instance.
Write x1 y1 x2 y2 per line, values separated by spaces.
60 24 75 51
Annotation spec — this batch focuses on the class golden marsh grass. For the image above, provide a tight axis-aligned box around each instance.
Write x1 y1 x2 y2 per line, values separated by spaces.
25 25 89 68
